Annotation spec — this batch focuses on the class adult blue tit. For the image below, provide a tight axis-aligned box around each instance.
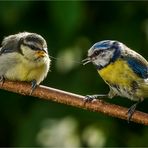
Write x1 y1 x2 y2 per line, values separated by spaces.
83 40 148 122
0 32 51 93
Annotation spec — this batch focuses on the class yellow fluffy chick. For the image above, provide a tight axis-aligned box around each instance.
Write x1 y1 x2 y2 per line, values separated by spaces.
0 32 51 93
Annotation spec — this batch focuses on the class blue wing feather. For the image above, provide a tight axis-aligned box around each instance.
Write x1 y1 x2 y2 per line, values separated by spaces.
124 56 148 79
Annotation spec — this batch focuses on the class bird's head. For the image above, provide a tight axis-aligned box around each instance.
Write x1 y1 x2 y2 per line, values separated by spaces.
83 40 122 70
1 32 49 63
20 32 49 62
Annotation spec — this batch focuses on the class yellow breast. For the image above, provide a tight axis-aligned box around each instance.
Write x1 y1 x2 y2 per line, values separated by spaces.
5 53 49 84
98 59 140 86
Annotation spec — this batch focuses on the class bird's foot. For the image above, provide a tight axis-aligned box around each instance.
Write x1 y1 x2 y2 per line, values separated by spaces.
126 102 139 123
84 94 108 103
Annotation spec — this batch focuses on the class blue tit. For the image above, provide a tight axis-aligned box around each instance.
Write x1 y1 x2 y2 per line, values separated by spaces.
0 32 51 93
83 40 148 122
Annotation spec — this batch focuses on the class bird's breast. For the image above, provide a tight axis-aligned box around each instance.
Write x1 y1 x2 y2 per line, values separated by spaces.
98 59 140 85
5 54 50 84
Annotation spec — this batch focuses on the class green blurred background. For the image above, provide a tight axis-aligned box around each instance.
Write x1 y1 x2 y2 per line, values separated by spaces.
0 1 148 147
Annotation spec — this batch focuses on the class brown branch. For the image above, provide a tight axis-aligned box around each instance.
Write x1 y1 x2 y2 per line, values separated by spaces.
0 80 148 125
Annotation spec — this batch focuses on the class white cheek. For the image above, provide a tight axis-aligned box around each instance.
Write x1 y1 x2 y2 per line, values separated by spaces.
21 45 36 60
93 58 107 66
92 51 114 67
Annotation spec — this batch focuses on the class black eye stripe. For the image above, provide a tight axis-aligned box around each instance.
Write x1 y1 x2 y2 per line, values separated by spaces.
29 44 36 50
92 47 114 57
22 43 41 51
29 45 41 51
93 50 103 56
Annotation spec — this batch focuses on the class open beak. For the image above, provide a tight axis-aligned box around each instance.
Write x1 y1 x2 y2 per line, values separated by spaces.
82 57 92 65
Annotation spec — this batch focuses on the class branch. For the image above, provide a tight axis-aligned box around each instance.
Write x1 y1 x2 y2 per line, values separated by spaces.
0 80 148 125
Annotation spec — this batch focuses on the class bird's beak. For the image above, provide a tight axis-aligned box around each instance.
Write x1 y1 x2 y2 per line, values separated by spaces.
36 50 46 58
82 57 91 65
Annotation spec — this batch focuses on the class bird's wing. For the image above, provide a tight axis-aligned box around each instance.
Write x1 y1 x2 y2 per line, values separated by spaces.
0 43 19 55
123 51 148 79
0 35 21 55
0 46 10 55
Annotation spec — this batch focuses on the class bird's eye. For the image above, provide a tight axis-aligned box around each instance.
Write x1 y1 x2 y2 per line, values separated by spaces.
28 44 41 51
94 50 103 56
29 45 36 50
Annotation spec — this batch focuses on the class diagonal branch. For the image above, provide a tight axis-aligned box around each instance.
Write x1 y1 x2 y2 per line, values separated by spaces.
0 80 148 125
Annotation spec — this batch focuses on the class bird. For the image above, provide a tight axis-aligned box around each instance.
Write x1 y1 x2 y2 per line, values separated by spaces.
82 40 148 122
0 32 51 94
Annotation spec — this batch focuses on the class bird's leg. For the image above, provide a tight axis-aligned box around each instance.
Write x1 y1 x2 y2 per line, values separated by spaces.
30 79 37 95
0 75 5 86
126 101 140 123
84 88 116 103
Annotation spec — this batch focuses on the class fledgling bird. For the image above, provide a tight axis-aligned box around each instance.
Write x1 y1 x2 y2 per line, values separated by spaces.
82 40 148 122
0 32 51 93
